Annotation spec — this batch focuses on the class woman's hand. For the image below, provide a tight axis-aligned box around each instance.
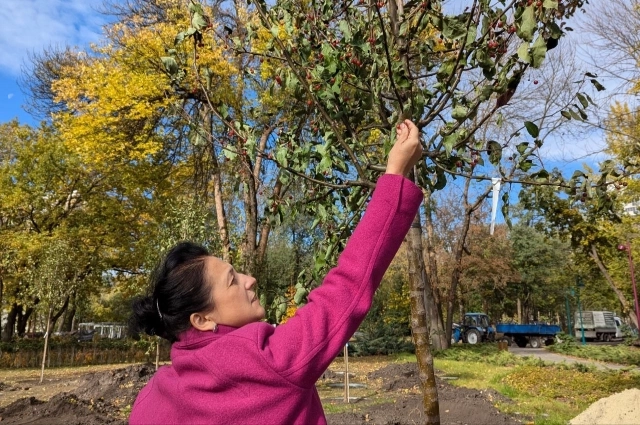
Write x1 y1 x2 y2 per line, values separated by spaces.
385 119 423 178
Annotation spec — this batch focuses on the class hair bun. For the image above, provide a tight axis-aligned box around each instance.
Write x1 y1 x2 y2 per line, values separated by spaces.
129 296 165 339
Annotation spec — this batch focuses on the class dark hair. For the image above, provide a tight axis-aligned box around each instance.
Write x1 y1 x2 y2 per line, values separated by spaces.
129 242 212 343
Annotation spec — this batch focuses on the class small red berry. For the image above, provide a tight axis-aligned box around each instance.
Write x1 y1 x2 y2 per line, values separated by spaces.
533 80 539 84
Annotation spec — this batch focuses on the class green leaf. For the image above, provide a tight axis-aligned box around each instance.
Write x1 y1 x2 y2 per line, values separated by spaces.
442 15 470 40
192 13 208 30
433 170 447 190
276 146 288 168
516 142 528 155
519 159 534 172
543 0 558 8
466 25 478 46
531 170 550 181
293 287 307 305
517 42 531 63
530 35 547 68
569 109 583 121
571 170 586 180
339 20 352 42
517 5 536 42
437 59 456 82
547 22 563 39
443 133 457 155
576 93 589 108
219 104 229 120
223 147 237 160
487 141 503 165
590 79 606 91
524 121 539 138
561 110 572 120
451 105 468 122
161 56 179 75
174 31 186 45
189 2 204 15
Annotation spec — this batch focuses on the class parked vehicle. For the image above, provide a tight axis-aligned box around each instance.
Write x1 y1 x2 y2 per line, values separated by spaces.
573 310 618 341
495 323 561 348
451 313 496 344
615 316 624 339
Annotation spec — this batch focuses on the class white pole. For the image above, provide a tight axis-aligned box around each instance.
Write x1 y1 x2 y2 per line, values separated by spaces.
490 178 501 235
343 343 349 403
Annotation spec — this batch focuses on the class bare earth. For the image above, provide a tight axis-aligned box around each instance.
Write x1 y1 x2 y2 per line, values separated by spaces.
0 359 521 425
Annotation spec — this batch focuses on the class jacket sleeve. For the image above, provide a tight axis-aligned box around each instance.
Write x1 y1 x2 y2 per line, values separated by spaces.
256 174 423 388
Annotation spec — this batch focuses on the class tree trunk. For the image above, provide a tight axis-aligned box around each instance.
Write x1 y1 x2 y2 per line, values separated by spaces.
406 212 440 424
61 305 76 332
51 296 70 334
256 178 282 269
0 276 3 333
589 244 639 329
40 306 52 383
517 298 522 324
444 183 491 344
17 302 38 337
2 303 20 342
422 190 447 349
241 160 259 276
58 292 76 332
203 109 231 263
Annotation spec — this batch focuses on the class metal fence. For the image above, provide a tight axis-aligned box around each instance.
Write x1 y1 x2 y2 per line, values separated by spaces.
0 343 170 369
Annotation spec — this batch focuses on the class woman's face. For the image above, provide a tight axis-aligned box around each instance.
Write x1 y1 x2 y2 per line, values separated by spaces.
203 256 266 328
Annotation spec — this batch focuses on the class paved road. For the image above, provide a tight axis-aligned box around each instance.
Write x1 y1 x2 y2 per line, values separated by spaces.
508 346 640 371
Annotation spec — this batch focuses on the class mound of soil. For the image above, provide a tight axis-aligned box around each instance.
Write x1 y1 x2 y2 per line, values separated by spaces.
570 388 640 425
326 362 520 425
0 364 154 425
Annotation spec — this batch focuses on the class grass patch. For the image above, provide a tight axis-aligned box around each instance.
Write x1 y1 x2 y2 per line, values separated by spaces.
502 365 640 405
432 344 640 424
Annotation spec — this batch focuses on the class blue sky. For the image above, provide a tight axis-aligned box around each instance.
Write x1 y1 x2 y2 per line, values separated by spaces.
0 0 108 124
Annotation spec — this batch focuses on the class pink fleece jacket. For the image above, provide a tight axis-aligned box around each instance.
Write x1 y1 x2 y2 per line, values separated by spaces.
129 174 422 425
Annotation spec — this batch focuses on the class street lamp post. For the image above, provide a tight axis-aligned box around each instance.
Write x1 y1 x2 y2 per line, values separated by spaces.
576 277 586 346
564 293 573 337
617 240 640 331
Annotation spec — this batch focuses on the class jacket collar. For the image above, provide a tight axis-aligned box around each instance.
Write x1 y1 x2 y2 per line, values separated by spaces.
173 325 239 350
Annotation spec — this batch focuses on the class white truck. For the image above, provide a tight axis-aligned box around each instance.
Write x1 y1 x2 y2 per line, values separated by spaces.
574 311 620 341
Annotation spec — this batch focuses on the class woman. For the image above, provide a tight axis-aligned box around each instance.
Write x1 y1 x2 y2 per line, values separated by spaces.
129 120 423 425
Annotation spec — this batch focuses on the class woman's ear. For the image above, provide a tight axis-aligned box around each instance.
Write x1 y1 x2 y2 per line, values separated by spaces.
190 312 216 331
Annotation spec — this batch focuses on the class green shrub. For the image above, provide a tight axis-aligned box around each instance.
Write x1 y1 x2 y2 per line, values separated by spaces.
548 341 640 366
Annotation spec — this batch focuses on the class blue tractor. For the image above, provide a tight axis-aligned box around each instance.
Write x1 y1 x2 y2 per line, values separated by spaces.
452 313 496 344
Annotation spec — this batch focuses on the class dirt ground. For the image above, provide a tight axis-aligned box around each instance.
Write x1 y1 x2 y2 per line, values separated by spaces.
0 359 521 425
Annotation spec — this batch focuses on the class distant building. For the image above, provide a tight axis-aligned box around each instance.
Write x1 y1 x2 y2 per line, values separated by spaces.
78 322 127 339
622 201 640 216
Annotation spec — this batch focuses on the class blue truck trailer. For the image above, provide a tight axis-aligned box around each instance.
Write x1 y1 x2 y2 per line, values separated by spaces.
495 323 561 348
452 313 562 348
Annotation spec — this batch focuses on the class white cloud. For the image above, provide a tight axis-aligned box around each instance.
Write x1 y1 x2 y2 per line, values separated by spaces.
7 93 14 99
0 0 107 76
